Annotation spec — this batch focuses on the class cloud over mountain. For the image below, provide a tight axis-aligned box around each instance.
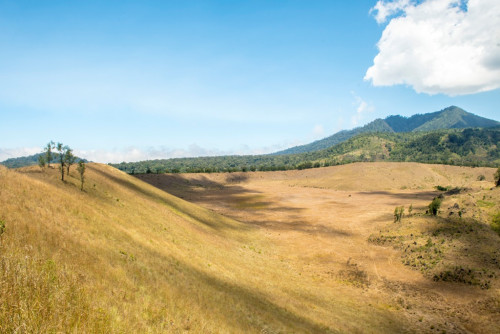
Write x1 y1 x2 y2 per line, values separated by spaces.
365 0 500 96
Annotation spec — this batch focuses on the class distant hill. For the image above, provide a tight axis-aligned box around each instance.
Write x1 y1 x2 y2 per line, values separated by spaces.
111 127 500 174
274 106 499 155
0 153 87 169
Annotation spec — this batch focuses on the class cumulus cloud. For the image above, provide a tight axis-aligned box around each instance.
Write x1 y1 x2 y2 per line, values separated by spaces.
365 0 500 95
370 0 412 24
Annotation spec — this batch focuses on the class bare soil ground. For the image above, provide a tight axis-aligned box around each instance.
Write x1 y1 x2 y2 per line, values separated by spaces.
137 162 500 333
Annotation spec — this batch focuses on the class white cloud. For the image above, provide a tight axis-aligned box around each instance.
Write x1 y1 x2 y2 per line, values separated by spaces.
365 0 500 95
370 0 412 24
351 93 374 126
0 147 41 162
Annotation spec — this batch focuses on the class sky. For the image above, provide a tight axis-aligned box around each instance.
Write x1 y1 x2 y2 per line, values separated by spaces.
1 0 499 163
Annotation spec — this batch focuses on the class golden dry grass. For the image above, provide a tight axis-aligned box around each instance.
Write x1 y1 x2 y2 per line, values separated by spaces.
2 162 500 332
1 163 412 333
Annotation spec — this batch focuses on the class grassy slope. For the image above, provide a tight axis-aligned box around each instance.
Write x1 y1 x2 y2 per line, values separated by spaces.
0 163 409 333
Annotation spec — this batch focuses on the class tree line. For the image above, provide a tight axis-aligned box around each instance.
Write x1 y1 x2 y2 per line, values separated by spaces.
39 141 86 191
110 128 500 174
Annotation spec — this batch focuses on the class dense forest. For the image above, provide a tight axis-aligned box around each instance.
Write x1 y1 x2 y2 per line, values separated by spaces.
111 127 500 174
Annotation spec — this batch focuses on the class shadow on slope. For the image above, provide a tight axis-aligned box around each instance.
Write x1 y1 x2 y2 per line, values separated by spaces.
91 165 250 232
136 173 354 238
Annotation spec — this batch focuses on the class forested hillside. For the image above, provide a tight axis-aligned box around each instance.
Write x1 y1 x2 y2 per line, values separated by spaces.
111 127 500 174
274 106 499 155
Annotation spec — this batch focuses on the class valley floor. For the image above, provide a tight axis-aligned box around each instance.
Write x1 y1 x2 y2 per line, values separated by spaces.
137 162 500 333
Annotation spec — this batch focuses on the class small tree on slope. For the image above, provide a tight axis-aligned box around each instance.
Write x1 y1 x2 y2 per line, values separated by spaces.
64 148 76 175
56 143 69 181
44 141 55 168
495 167 500 187
77 161 86 191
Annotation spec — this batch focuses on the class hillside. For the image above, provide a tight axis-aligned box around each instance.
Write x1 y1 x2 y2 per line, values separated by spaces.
0 163 410 333
2 162 500 332
112 127 500 174
275 106 499 155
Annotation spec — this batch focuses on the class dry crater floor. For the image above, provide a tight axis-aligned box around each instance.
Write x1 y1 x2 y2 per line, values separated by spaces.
137 162 500 334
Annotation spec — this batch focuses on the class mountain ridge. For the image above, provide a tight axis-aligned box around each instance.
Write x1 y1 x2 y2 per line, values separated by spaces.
273 106 499 155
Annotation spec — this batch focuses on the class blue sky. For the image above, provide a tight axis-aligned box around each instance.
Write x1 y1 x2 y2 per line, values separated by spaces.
1 0 499 162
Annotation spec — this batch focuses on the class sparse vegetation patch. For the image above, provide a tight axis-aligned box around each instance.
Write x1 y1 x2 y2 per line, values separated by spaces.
433 266 495 289
492 212 500 235
337 259 370 288
370 204 500 290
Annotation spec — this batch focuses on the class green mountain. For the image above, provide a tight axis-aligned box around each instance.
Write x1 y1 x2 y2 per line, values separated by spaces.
111 127 500 174
274 106 499 155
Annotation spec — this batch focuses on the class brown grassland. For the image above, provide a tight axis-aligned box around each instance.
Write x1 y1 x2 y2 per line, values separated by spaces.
1 162 499 333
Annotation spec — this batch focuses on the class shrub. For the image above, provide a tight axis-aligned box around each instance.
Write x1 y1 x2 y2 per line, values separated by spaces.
394 206 404 223
492 212 500 235
0 219 5 236
297 161 313 170
495 167 500 187
477 174 486 181
429 197 442 216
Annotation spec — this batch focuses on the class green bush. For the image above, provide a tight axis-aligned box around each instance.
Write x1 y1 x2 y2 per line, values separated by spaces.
492 212 500 235
393 206 404 223
429 197 442 216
